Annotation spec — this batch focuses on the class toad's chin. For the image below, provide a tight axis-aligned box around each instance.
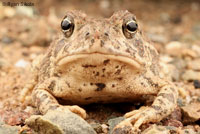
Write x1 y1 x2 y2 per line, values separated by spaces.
57 53 141 70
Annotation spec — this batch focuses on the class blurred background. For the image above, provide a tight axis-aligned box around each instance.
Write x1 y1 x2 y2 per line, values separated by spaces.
0 0 200 52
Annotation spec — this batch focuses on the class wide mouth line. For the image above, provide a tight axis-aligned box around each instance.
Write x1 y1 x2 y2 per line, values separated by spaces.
56 52 141 68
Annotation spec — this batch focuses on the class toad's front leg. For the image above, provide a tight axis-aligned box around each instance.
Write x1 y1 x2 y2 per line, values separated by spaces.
32 88 87 119
112 84 178 134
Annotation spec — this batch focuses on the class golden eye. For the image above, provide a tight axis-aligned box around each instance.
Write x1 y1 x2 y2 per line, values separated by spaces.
61 16 74 37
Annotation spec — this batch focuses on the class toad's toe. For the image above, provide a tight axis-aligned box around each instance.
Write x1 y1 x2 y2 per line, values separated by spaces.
65 105 87 119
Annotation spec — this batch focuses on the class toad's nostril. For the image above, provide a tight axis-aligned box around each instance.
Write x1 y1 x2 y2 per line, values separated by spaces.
85 32 90 36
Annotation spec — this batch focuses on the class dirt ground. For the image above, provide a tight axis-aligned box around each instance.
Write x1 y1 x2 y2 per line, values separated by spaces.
0 0 200 133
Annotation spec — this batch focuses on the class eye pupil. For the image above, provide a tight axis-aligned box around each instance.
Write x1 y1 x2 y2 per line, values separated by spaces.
61 19 71 31
126 21 138 32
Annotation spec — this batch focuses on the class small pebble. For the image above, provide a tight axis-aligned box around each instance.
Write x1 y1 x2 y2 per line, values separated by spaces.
1 36 14 44
187 59 200 71
3 7 16 18
147 33 167 44
99 0 110 9
165 41 182 56
91 123 103 133
108 117 125 134
193 80 200 89
181 70 200 81
181 102 200 123
0 124 20 134
192 45 200 57
192 23 200 38
16 7 35 17
15 59 30 68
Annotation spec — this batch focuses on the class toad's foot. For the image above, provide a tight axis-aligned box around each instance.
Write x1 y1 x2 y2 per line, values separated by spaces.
112 84 178 134
33 89 86 119
112 107 157 134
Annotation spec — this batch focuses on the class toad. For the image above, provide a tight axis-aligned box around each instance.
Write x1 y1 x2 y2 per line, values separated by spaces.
21 10 178 133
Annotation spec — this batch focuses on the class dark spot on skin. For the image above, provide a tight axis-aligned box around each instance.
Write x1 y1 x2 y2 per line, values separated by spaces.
83 83 86 86
150 64 159 75
150 47 158 59
158 93 175 103
113 25 120 33
66 82 70 88
54 73 60 77
49 96 55 100
100 40 104 47
95 72 99 76
101 74 105 77
163 110 168 115
78 88 82 92
108 48 113 52
117 77 123 80
45 100 52 105
40 94 48 102
115 65 119 68
85 97 92 100
90 83 93 85
104 32 109 37
64 43 71 52
82 64 97 68
115 69 121 75
85 32 90 40
144 76 159 88
151 105 161 111
170 87 176 92
164 88 168 91
126 48 130 53
134 39 144 57
91 39 95 44
123 41 137 57
157 98 165 106
103 59 110 65
48 80 56 91
102 68 106 72
112 84 115 88
126 86 131 91
95 83 106 91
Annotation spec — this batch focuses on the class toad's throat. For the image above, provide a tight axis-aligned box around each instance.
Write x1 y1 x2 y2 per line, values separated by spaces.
57 53 141 69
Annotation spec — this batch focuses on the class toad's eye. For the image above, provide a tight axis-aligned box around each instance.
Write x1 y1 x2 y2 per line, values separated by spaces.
61 16 74 37
126 20 138 32
122 19 138 39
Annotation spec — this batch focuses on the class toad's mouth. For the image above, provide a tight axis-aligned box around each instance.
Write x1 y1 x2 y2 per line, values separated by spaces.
57 53 141 69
